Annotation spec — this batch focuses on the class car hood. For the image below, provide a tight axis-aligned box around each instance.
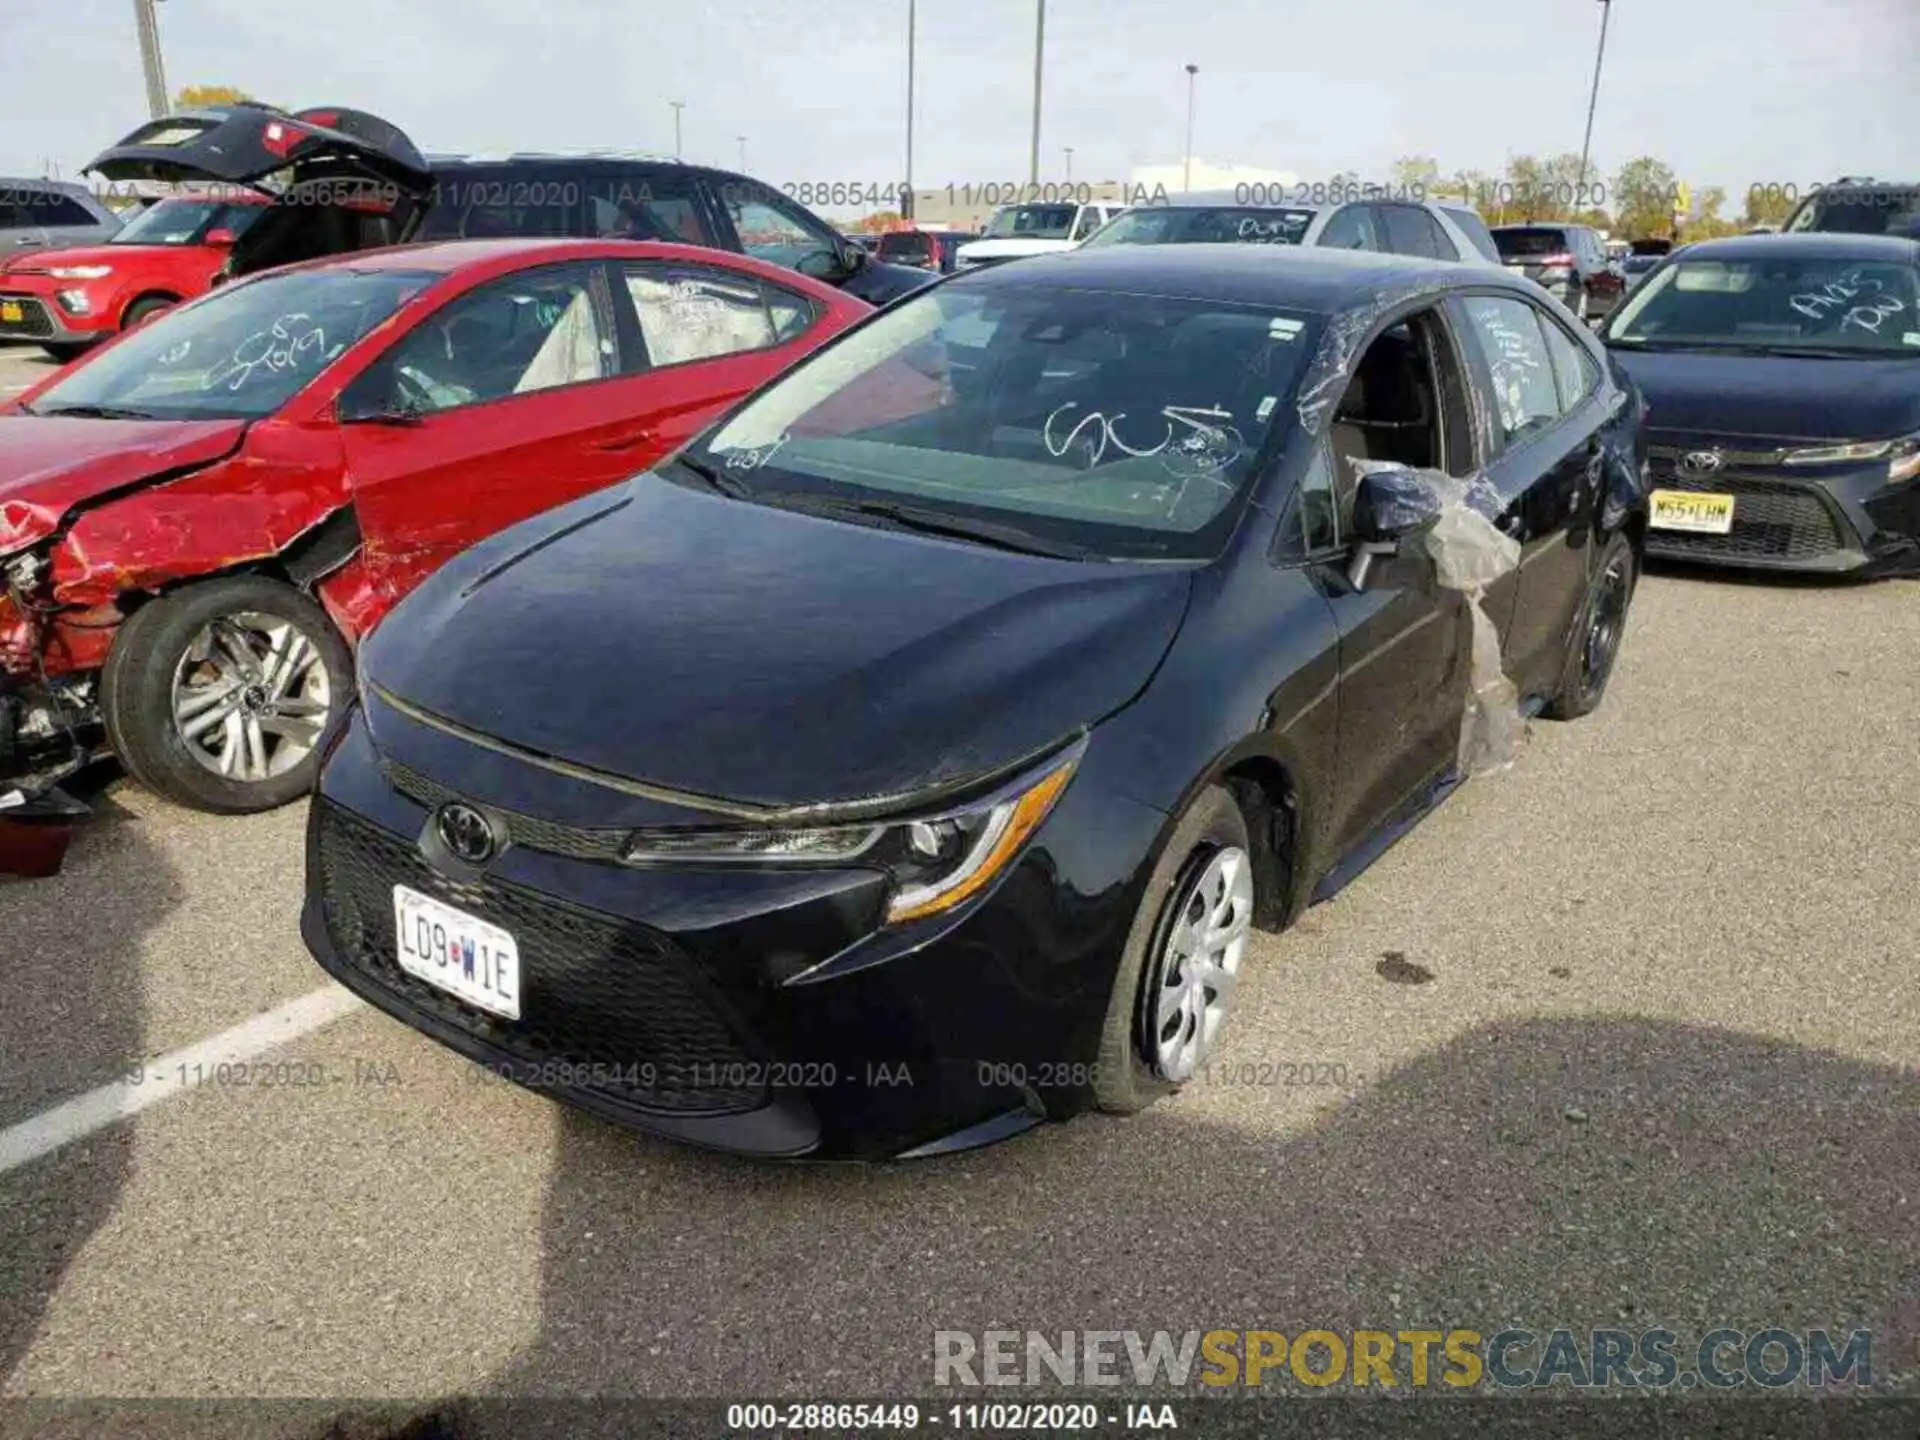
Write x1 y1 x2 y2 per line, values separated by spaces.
0 414 248 555
0 242 185 276
959 238 1075 261
1609 348 1920 441
363 476 1194 809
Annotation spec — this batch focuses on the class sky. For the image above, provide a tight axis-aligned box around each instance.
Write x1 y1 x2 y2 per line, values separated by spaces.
2 0 1914 206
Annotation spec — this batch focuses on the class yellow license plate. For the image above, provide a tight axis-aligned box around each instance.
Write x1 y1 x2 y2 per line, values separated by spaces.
0 302 21 323
1649 489 1735 534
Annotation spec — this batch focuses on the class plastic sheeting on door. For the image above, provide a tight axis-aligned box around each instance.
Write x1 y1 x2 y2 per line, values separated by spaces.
1348 458 1526 776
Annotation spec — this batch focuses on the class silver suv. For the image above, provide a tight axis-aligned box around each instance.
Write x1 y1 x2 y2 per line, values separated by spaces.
0 180 121 257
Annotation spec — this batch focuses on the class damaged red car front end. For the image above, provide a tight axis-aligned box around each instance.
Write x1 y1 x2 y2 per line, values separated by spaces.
0 237 871 868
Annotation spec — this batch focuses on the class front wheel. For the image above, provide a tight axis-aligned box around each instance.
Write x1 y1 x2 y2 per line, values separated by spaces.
100 575 353 813
41 342 91 364
1094 786 1256 1114
1544 532 1637 720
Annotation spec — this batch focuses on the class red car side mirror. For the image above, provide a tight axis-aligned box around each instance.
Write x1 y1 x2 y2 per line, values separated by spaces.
204 228 237 247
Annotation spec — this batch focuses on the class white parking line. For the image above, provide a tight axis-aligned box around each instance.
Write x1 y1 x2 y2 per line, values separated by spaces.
0 984 364 1176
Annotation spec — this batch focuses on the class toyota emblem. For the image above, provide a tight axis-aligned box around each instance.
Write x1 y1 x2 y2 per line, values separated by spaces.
435 803 497 864
1679 449 1725 476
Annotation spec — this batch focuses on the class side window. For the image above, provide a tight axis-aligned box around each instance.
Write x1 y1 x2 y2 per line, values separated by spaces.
619 262 804 369
1070 206 1103 241
1378 204 1442 259
1538 311 1600 411
1278 443 1343 557
717 185 841 275
1442 207 1502 262
587 172 712 245
1316 204 1375 251
353 265 611 415
1457 295 1564 450
28 195 95 228
1420 209 1460 261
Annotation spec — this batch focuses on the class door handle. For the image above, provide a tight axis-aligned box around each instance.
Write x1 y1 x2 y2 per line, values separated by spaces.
594 428 655 452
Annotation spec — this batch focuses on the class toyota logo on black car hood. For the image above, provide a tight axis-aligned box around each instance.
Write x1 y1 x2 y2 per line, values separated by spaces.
1679 450 1726 476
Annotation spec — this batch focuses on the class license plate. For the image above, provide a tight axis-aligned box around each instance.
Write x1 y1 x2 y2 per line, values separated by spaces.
392 884 521 1019
1648 489 1735 534
0 302 21 323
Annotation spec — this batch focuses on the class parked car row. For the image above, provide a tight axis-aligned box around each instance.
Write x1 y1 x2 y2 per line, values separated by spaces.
3 100 1914 1161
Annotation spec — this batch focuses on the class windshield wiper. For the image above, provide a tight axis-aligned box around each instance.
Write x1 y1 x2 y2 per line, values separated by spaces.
27 403 164 420
670 453 755 499
783 494 1099 560
1760 345 1899 359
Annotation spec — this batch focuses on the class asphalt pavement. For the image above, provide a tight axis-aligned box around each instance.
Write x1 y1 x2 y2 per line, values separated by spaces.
1 341 1918 1426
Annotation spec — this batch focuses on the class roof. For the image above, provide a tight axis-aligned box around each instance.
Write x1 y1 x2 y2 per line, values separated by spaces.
1667 232 1920 264
955 243 1494 312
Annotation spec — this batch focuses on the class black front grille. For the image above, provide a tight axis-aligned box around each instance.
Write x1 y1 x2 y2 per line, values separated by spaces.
315 800 767 1115
385 760 630 863
1648 469 1847 562
0 295 54 339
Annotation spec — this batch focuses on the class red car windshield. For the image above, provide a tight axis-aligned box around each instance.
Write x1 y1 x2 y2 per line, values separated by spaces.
110 199 264 246
27 266 436 421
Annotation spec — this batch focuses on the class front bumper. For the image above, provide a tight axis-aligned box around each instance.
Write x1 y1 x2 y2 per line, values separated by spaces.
0 287 113 346
301 705 1168 1160
1642 446 1920 576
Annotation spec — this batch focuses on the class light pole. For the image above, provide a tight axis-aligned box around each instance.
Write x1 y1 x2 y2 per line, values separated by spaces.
1063 146 1074 183
668 99 686 160
736 135 747 170
1182 64 1198 193
132 0 169 119
1028 0 1045 186
1575 0 1612 207
905 0 917 219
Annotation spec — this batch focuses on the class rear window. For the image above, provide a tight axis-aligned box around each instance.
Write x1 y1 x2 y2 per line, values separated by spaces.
877 232 934 262
1441 206 1501 262
1493 228 1572 260
1787 187 1920 238
1078 206 1315 249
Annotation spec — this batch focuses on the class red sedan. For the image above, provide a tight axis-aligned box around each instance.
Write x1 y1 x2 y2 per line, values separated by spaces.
0 189 270 361
0 238 869 815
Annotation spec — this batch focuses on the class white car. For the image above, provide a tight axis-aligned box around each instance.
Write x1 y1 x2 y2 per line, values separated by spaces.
954 201 1130 270
1075 191 1504 268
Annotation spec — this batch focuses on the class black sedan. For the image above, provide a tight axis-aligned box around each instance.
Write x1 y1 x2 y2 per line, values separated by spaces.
302 246 1648 1160
1600 233 1920 573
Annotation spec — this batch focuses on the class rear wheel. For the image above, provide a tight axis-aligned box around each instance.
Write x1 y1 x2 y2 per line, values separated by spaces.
1544 532 1636 720
100 575 352 813
1095 786 1255 1114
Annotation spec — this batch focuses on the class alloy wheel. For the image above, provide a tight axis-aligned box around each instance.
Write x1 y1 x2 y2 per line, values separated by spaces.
1142 845 1254 1082
170 610 334 784
1582 555 1632 699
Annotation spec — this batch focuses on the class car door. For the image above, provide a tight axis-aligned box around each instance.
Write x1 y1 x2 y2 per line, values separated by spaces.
335 260 644 607
1447 292 1597 702
599 255 834 457
1289 306 1480 865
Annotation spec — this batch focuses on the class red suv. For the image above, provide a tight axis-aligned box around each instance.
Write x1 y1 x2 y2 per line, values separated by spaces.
0 191 267 362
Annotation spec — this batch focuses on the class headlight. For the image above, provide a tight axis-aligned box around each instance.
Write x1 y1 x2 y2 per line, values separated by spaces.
55 289 93 315
620 745 1082 925
1783 435 1920 482
47 265 112 280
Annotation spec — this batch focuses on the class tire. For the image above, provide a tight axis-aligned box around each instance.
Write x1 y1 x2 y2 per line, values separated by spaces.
99 575 353 813
1543 531 1637 721
1094 785 1255 1114
121 295 176 330
41 342 91 364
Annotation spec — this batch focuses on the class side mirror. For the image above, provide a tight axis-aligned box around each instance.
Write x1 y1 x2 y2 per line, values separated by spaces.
1346 464 1446 589
204 227 236 247
796 249 845 282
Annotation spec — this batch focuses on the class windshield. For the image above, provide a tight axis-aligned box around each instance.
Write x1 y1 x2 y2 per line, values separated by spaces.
1605 256 1920 356
982 205 1079 240
1493 228 1573 260
1078 207 1315 249
28 267 436 420
689 280 1322 560
1788 189 1920 238
110 199 262 247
